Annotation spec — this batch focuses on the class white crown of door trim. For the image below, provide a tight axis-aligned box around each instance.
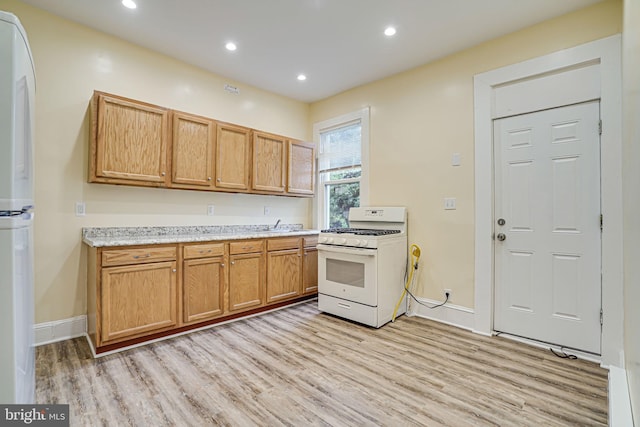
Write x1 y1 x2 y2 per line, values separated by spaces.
473 34 623 369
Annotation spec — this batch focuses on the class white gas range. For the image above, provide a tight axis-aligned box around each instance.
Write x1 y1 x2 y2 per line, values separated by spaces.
317 207 408 327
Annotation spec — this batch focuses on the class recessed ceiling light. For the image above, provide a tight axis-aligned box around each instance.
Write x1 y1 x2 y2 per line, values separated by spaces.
122 0 137 10
225 42 237 51
297 74 307 81
384 26 396 37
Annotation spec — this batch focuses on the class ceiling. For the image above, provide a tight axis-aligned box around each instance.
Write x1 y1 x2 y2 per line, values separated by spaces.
20 0 602 103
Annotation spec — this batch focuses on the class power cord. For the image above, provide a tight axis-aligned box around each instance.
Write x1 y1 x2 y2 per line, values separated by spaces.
404 262 449 309
550 347 578 360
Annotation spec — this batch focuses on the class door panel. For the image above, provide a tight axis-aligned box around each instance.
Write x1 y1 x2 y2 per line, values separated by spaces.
494 101 601 354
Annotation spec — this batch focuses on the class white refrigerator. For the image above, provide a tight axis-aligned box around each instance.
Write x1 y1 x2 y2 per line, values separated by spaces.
0 11 36 404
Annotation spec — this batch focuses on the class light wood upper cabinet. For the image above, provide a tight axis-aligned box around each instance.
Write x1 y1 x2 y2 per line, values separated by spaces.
89 91 314 197
171 111 215 190
287 140 315 196
215 122 251 191
252 131 286 193
90 91 170 186
101 260 177 344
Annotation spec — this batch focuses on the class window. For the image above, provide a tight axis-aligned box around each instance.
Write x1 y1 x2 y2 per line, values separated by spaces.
313 108 369 229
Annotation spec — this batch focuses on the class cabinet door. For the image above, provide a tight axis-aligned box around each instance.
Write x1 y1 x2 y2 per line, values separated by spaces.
171 111 215 189
91 92 170 185
302 248 318 294
215 122 251 191
252 131 286 193
183 257 225 324
101 261 177 344
228 252 265 312
266 249 302 303
287 140 315 195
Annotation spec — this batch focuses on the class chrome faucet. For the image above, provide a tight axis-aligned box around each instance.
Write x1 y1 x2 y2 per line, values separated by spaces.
273 219 281 230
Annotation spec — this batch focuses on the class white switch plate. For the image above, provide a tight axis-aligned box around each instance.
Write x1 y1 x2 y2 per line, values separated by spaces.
264 206 271 215
75 202 86 217
452 153 461 166
444 198 456 210
207 205 215 216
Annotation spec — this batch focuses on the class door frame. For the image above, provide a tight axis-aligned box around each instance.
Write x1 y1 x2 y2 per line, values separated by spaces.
473 35 623 368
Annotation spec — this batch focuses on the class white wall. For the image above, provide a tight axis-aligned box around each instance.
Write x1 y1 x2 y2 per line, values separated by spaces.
0 0 312 324
310 0 622 310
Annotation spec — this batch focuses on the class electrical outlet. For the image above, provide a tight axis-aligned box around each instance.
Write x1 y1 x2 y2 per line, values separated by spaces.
444 289 452 300
207 205 215 216
444 198 456 210
75 202 86 217
264 206 271 215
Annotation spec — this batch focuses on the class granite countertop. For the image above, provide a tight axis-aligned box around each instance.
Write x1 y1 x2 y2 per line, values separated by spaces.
82 224 319 247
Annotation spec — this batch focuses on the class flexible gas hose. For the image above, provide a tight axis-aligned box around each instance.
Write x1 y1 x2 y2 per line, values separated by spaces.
392 244 421 322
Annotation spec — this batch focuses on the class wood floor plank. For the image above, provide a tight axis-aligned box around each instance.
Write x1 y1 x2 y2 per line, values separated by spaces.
36 301 608 426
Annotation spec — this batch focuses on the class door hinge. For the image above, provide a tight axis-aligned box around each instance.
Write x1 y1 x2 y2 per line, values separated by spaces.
600 214 603 231
600 308 603 326
598 120 602 135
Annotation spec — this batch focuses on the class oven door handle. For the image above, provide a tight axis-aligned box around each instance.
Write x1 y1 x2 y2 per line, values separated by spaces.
316 244 376 256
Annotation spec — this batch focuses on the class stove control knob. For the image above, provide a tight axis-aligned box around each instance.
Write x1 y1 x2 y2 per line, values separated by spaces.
326 238 334 244
360 240 369 247
336 238 347 245
318 236 328 244
347 239 359 247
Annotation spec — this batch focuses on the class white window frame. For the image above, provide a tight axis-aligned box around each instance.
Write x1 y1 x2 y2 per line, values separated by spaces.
312 107 370 229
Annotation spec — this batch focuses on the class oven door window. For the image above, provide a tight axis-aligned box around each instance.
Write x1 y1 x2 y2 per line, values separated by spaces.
326 258 364 288
318 247 377 306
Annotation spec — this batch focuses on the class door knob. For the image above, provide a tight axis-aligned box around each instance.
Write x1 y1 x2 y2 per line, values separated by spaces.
496 233 506 241
497 218 506 226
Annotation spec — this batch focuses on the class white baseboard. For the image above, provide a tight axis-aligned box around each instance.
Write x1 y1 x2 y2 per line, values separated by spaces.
407 297 475 331
34 315 87 346
609 366 634 427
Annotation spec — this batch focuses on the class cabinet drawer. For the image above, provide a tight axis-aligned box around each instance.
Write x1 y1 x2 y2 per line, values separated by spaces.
183 243 225 259
229 240 265 254
267 237 301 251
102 246 177 267
303 236 318 247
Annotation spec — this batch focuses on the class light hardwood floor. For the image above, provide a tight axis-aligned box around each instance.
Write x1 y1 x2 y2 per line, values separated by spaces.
36 301 608 426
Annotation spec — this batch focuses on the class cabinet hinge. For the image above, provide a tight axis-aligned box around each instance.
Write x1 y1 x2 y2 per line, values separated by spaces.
600 308 603 326
598 120 602 135
600 214 603 231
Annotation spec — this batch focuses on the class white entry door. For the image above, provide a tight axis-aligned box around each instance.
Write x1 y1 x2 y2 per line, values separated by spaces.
493 101 601 354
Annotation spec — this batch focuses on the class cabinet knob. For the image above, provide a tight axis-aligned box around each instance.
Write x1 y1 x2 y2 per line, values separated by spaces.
161 172 166 176
221 263 225 267
231 261 235 265
207 177 212 181
172 269 177 273
217 178 221 182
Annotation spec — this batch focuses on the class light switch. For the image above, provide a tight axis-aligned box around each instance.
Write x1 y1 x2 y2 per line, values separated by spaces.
207 205 215 216
75 202 86 217
452 153 461 166
264 206 271 215
444 198 456 210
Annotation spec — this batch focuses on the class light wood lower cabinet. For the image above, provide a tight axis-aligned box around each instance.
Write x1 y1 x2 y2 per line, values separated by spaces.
101 260 178 344
228 240 266 312
302 247 318 295
182 243 226 324
266 237 302 303
87 235 316 354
